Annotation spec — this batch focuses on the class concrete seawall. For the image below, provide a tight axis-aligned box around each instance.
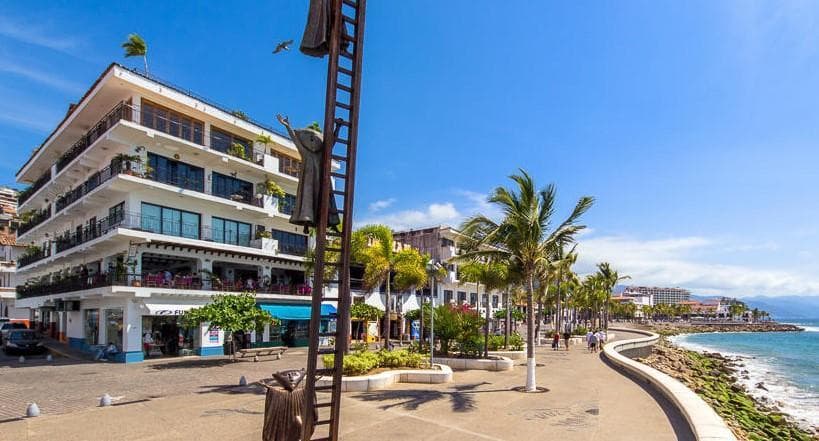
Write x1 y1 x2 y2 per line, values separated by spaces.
604 327 737 441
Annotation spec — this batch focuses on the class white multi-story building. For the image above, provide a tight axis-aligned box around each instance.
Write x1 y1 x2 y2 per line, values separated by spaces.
376 226 506 335
13 63 323 362
623 285 690 305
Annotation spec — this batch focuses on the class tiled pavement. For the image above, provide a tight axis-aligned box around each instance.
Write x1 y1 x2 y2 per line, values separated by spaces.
0 348 308 421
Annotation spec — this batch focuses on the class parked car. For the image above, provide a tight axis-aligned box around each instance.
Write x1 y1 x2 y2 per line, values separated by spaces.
0 322 27 344
3 330 46 355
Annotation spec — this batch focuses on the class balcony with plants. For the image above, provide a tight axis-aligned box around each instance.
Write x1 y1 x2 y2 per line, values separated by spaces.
55 154 149 213
17 244 51 269
17 206 52 237
17 168 52 207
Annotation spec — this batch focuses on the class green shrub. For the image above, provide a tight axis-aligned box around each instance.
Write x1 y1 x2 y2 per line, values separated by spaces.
323 349 427 376
487 335 504 351
457 335 483 358
573 325 588 336
508 332 524 351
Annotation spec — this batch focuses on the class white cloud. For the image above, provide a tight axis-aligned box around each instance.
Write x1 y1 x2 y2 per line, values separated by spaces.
357 202 461 231
0 61 84 94
575 234 819 297
454 189 504 221
0 17 80 54
368 198 396 212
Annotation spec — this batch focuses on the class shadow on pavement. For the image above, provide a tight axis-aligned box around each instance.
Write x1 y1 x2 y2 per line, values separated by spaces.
599 353 696 441
196 383 267 396
147 358 235 370
352 381 506 413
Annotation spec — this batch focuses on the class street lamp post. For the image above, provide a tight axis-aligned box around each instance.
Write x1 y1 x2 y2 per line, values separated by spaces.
426 259 442 367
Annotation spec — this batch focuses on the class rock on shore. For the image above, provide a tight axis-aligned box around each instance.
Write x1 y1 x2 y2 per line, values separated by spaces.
636 339 816 441
641 322 803 336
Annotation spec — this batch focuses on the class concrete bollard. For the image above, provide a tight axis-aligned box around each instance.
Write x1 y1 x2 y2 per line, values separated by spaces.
46 354 53 362
99 394 112 407
18 356 25 363
239 375 248 386
26 403 40 417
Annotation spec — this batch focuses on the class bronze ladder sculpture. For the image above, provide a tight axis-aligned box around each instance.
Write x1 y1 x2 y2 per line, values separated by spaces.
302 0 366 440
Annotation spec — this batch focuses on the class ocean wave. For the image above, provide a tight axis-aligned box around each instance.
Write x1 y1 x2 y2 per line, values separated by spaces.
672 335 819 431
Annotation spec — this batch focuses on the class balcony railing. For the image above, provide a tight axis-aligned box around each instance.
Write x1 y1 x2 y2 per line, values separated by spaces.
16 272 311 300
46 210 288 257
18 168 52 206
17 246 51 269
55 102 131 174
18 206 52 236
35 100 304 207
56 160 143 213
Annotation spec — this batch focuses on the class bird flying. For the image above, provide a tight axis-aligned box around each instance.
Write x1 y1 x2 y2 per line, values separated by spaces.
273 40 294 54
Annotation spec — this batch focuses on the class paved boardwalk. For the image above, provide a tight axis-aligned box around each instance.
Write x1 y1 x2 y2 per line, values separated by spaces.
0 332 693 440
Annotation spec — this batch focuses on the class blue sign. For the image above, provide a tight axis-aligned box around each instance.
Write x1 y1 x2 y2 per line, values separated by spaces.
410 320 420 339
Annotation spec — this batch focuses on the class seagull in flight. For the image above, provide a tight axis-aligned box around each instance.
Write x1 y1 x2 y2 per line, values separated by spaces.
273 40 294 54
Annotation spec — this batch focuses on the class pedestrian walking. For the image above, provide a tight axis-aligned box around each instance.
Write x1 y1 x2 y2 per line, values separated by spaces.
551 332 560 350
589 331 598 353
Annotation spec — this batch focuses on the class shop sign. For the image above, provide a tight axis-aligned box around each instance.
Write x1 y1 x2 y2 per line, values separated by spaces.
208 330 219 343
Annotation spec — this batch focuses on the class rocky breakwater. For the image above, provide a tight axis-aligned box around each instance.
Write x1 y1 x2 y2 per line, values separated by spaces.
645 322 803 336
636 339 816 441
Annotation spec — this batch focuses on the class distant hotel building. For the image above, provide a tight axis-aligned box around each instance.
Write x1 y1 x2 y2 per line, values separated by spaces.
623 285 690 305
12 63 328 362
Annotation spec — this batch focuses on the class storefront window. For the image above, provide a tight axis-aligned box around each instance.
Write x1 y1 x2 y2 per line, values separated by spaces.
84 309 99 345
104 309 123 349
142 315 194 358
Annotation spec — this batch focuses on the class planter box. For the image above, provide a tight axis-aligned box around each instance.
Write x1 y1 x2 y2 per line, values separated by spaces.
315 364 453 392
433 356 514 371
488 350 525 360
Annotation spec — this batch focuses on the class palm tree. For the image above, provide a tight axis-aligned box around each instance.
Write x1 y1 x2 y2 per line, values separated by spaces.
460 169 593 392
122 33 149 73
457 259 509 357
352 225 427 348
596 262 630 329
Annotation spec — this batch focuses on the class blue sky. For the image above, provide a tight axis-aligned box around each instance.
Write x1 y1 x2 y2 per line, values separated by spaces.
1 1 818 297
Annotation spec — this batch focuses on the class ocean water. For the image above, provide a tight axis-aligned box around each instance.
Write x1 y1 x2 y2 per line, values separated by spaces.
670 320 819 429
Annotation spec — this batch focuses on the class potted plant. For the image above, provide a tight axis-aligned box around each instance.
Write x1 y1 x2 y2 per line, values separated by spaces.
227 142 247 160
255 229 272 239
113 153 142 175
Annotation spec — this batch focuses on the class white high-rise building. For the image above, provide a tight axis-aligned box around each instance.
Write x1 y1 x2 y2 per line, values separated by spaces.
13 63 323 362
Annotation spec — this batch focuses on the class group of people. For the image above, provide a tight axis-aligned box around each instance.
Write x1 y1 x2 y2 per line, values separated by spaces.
551 330 572 351
586 329 607 352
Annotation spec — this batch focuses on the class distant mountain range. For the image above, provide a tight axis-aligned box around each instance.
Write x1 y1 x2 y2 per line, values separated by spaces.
692 295 819 320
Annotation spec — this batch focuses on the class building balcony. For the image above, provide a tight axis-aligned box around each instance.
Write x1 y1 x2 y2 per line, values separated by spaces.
17 206 51 237
17 169 51 207
19 209 306 271
19 99 301 212
17 246 51 269
16 272 311 300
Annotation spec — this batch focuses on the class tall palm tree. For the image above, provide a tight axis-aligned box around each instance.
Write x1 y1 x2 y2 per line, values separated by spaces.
596 262 630 329
352 225 427 348
457 259 509 357
460 169 593 392
122 33 149 73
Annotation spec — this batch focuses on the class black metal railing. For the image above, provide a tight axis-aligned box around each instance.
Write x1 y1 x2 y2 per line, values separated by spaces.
16 271 311 299
56 160 144 213
18 168 52 206
55 102 131 174
17 246 51 269
18 206 51 236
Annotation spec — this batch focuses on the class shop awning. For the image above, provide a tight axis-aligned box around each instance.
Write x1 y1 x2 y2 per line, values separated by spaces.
142 304 197 316
260 303 337 320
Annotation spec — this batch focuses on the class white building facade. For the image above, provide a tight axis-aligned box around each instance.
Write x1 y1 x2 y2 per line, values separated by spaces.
14 63 319 362
355 226 506 339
